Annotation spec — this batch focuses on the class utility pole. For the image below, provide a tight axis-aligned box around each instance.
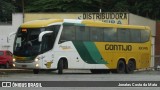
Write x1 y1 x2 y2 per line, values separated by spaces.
22 0 24 22
99 0 102 13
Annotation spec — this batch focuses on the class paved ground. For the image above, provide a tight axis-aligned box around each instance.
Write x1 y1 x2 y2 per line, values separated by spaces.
0 69 160 90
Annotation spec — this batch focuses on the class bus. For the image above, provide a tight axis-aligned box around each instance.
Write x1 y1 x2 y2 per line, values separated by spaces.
12 19 151 74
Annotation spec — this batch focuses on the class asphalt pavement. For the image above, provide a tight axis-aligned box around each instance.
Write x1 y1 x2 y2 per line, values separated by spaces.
1 69 160 90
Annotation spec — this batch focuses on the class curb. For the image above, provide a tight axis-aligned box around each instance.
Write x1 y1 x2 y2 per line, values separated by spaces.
0 69 32 74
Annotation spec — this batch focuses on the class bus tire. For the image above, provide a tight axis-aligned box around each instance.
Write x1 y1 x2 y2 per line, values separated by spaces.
33 69 39 74
126 60 135 74
117 60 126 73
58 60 63 74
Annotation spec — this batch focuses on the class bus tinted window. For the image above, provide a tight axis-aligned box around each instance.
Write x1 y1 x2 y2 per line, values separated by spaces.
141 30 150 42
61 26 75 41
76 26 89 41
130 30 141 42
118 28 130 42
104 28 117 42
60 25 150 43
90 27 104 41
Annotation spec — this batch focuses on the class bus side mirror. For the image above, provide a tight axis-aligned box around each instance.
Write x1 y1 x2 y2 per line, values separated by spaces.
7 32 16 43
38 31 53 42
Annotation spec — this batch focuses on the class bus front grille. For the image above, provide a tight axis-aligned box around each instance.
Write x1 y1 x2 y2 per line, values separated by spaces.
16 60 34 63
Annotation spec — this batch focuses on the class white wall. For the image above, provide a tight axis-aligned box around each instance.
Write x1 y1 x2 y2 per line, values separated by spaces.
0 13 23 52
129 13 156 36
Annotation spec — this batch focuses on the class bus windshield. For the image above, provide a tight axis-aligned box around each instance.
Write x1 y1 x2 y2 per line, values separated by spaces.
13 25 60 57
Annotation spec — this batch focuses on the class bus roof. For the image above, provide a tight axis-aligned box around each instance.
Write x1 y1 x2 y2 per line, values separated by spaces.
81 20 150 30
20 19 63 28
20 19 150 30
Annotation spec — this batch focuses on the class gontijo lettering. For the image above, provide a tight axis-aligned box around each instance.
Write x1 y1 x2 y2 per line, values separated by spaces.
105 44 132 51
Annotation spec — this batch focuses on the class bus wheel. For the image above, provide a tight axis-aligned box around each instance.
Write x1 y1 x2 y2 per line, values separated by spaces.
126 60 135 73
58 60 63 74
33 69 39 74
117 60 126 73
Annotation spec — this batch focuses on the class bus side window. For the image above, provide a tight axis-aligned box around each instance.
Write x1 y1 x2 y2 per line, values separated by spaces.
130 29 141 43
104 28 117 42
76 26 89 41
117 28 130 42
60 25 75 43
90 27 103 42
141 30 150 42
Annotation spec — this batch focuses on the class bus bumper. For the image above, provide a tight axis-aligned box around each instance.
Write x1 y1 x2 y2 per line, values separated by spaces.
13 62 40 69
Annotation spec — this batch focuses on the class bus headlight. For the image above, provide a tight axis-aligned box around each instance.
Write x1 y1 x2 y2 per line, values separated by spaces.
13 64 15 67
13 58 16 62
36 64 39 67
35 58 39 62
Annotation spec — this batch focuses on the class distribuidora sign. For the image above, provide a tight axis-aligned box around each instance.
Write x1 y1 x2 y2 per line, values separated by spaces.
82 12 128 24
24 12 128 24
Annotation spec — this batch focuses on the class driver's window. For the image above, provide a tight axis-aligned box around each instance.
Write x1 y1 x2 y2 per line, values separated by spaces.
41 34 53 52
41 25 60 53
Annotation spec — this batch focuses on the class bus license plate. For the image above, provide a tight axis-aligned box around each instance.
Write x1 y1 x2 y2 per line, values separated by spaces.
22 65 27 68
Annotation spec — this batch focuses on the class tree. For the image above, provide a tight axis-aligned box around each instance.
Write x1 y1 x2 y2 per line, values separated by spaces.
23 0 160 20
25 0 97 12
0 0 15 23
111 0 129 12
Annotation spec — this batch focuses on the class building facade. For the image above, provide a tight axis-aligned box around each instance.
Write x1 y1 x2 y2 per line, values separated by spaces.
0 13 23 52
